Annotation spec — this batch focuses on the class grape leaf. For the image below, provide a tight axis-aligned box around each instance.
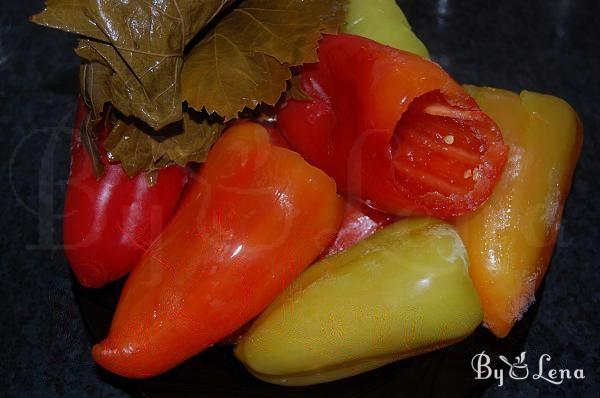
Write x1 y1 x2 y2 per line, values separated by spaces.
160 111 224 167
78 61 112 178
286 74 312 102
182 0 348 120
79 112 105 179
79 61 111 120
30 0 105 39
104 119 155 177
32 0 236 130
105 111 224 177
33 0 347 176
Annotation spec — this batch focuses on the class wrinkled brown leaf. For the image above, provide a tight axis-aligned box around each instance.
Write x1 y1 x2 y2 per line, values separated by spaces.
79 112 105 178
78 61 111 178
286 74 312 102
74 37 183 129
32 0 236 130
30 0 105 40
33 0 347 176
79 61 111 119
105 111 223 177
161 111 224 167
104 118 156 177
182 0 348 120
318 0 348 35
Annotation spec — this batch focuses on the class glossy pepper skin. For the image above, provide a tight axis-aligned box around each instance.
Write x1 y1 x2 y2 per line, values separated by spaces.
323 200 394 256
343 0 430 58
278 34 507 219
92 122 344 378
64 99 188 288
235 218 483 386
456 87 583 338
220 200 391 346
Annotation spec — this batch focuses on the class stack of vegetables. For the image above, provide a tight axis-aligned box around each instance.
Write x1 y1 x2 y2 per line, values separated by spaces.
33 0 582 384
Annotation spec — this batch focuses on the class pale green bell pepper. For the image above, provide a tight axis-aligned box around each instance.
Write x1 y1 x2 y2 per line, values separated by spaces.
342 0 430 58
235 218 482 385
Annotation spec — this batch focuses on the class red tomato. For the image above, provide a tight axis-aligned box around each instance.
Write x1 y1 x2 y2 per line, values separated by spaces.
278 34 508 218
92 122 343 378
64 98 188 288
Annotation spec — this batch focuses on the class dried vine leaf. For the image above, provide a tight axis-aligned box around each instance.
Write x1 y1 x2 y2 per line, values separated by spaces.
77 61 112 178
105 111 224 177
286 75 312 101
79 112 105 178
104 119 156 177
319 0 348 35
182 0 348 120
32 0 236 130
33 0 347 176
79 61 111 119
30 0 105 40
74 37 183 129
160 112 225 167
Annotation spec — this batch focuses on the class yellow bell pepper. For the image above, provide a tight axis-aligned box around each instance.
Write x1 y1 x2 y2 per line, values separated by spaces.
456 86 583 338
235 218 482 385
342 0 430 58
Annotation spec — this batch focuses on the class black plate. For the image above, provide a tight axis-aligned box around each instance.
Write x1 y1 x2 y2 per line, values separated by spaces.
73 275 538 398
69 0 561 396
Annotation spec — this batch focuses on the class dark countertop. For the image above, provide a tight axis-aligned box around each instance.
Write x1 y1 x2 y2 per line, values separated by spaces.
1 0 598 397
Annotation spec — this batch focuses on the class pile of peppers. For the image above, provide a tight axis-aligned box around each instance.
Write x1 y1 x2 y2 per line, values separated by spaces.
63 0 582 385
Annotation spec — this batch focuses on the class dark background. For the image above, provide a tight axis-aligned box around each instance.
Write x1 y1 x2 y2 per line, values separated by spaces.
1 0 598 396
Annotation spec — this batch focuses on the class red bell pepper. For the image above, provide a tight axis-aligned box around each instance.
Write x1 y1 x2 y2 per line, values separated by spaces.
92 121 344 378
64 99 188 288
278 34 508 218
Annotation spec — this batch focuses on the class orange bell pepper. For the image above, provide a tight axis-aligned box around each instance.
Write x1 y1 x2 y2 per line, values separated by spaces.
277 34 508 219
455 86 583 337
92 122 344 377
